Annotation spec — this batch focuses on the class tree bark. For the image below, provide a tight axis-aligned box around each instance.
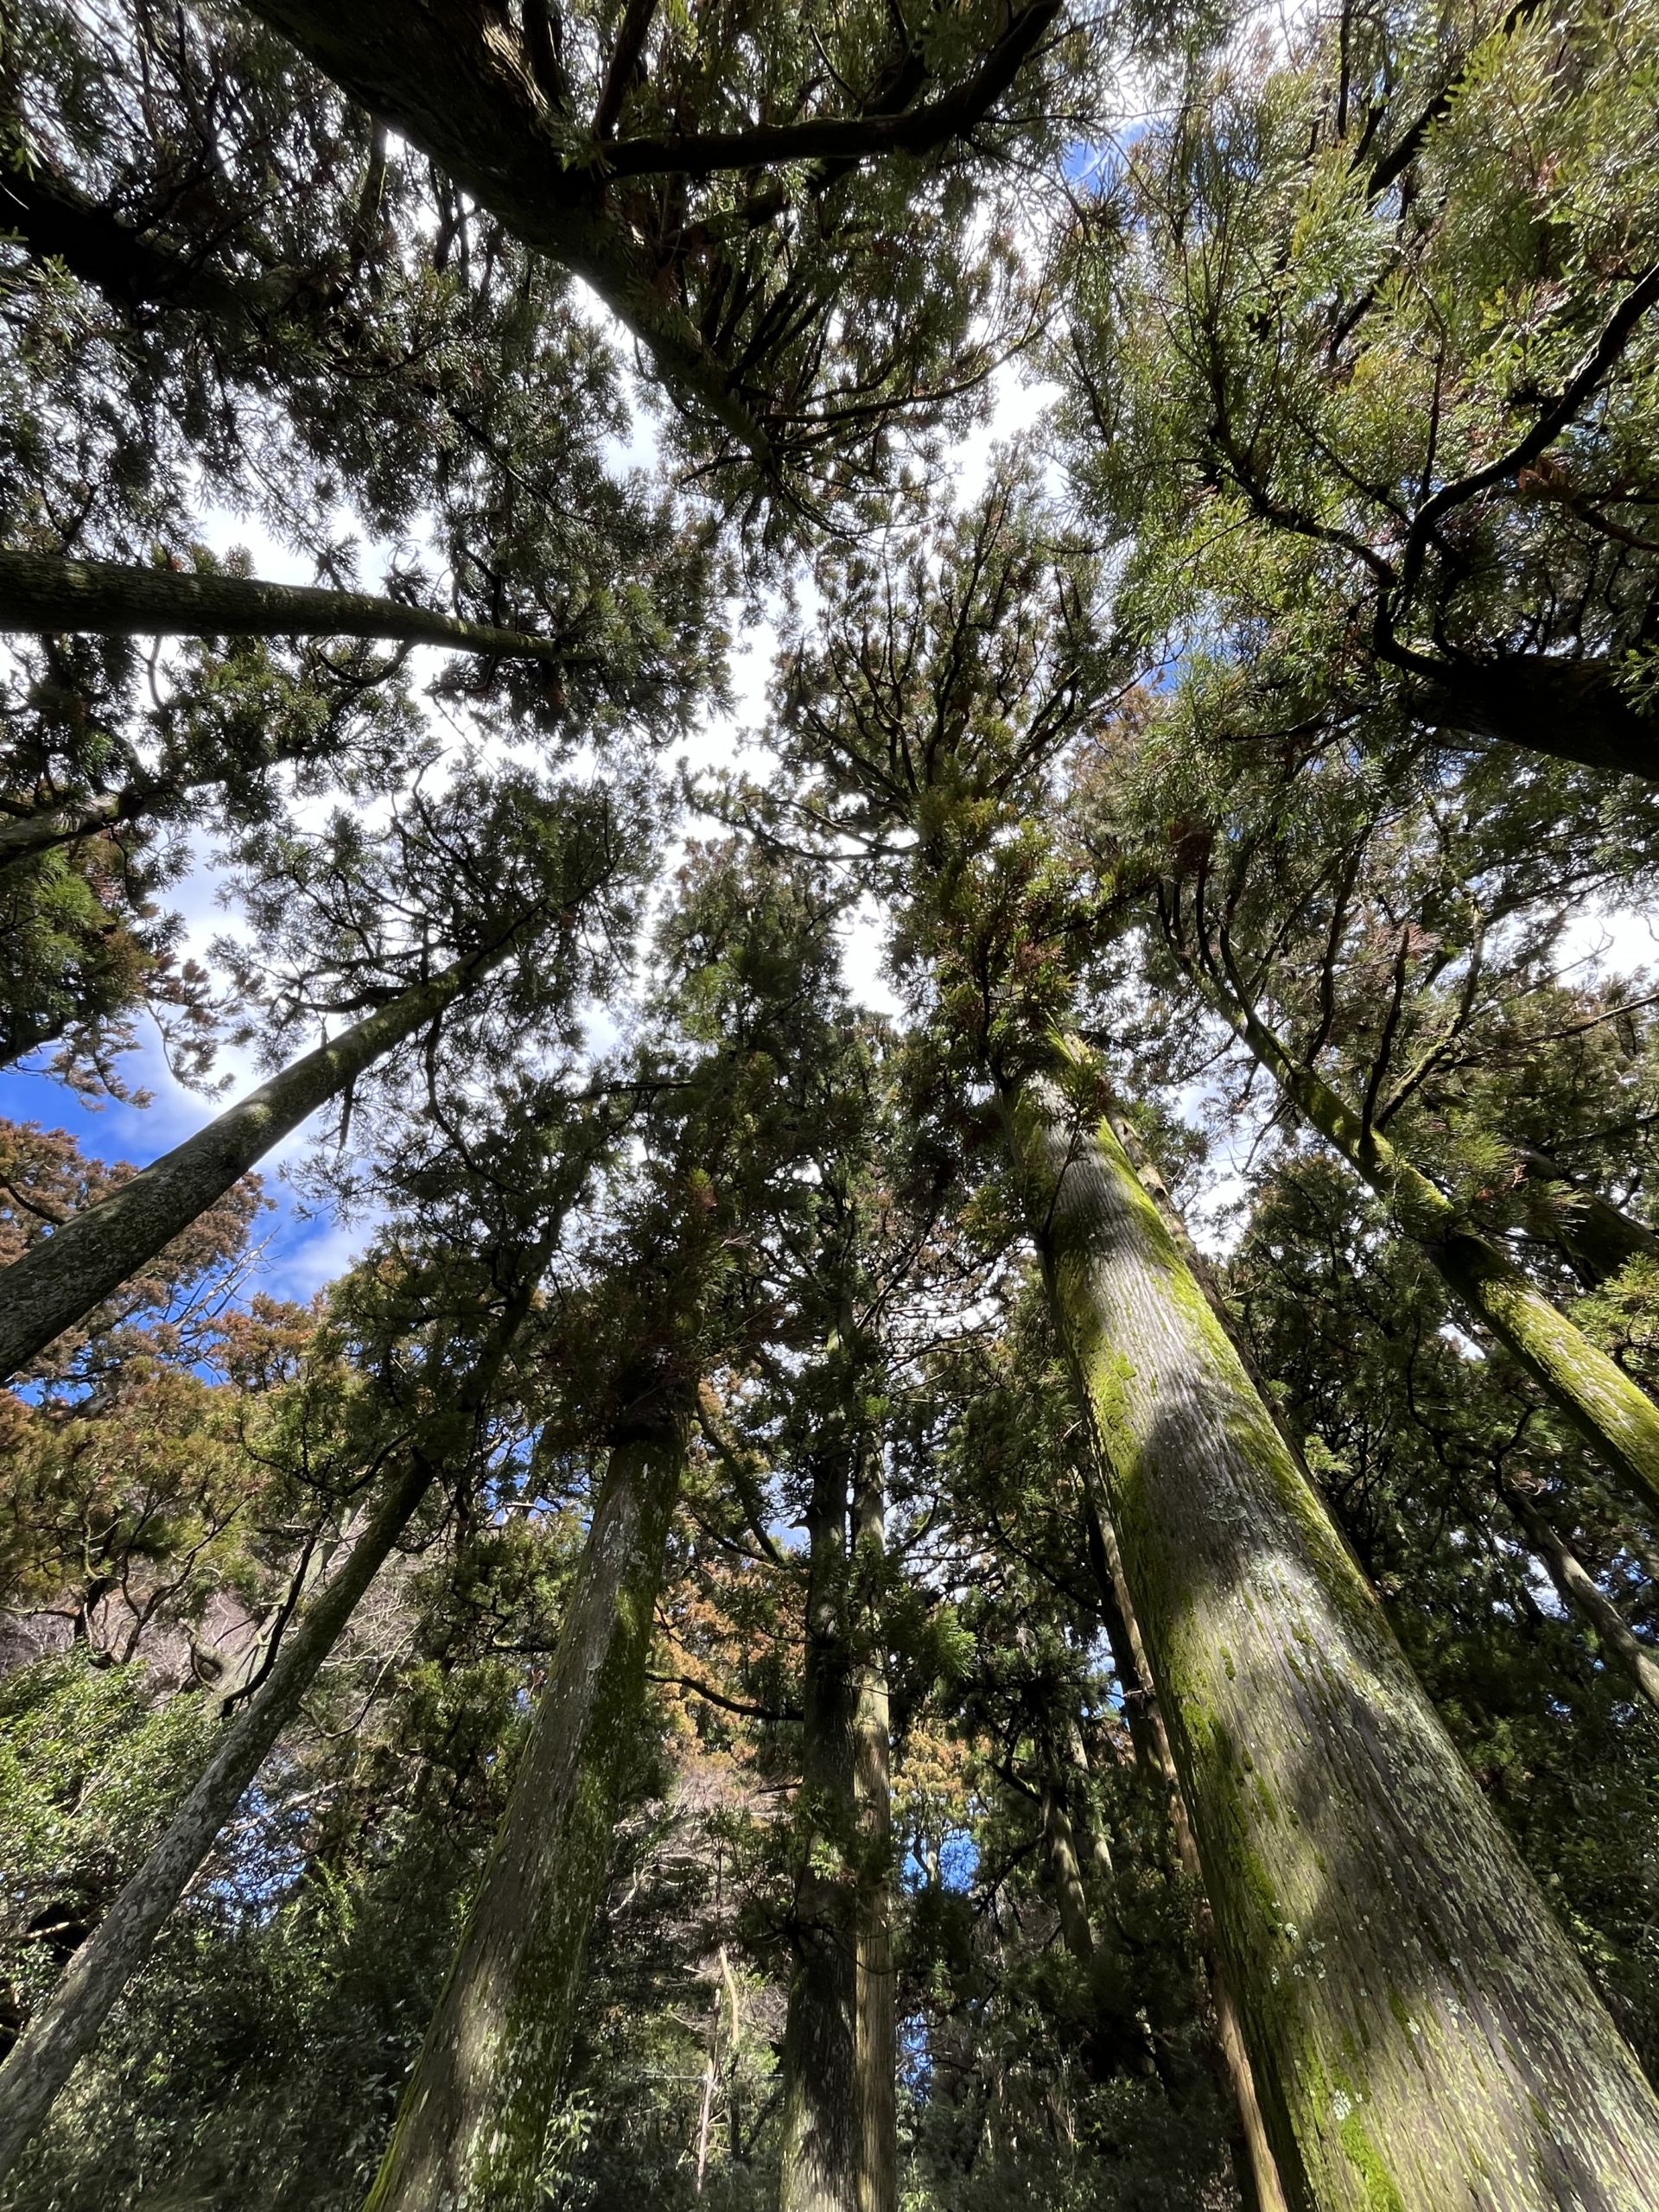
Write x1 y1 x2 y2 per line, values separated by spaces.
1407 657 1659 783
1079 1469 1288 2212
1198 959 1659 1519
0 163 264 324
851 1463 896 2212
1501 1487 1659 1719
361 1413 685 2212
1004 1051 1659 2209
779 1453 861 2212
0 947 507 1384
0 549 573 661
1039 1772 1097 1964
0 1276 537 2188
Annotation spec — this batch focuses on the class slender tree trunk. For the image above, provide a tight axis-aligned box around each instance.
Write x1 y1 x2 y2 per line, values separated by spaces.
361 1410 685 2212
1039 1772 1097 1964
1004 1050 1659 2209
1107 1113 1327 1499
851 1462 896 2212
1501 1487 1659 1719
1198 959 1659 1518
0 946 506 1383
0 1277 537 2187
779 1454 860 2212
0 549 572 662
1516 1147 1659 1288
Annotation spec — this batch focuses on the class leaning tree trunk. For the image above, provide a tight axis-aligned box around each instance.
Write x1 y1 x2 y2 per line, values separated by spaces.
0 549 573 662
0 945 509 1383
1197 960 1659 1519
779 1452 861 2212
851 1462 896 2212
1500 1485 1659 1720
361 1409 686 2212
0 1274 538 2188
1003 1047 1659 2209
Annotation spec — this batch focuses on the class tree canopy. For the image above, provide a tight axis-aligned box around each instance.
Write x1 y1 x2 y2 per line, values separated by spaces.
4 3 1659 2210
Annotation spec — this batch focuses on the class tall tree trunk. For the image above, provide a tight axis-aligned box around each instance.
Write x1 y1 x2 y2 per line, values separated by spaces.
1195 957 1659 1519
0 945 508 1383
1500 1486 1659 1719
361 1408 686 2212
779 1453 860 2212
1080 1469 1287 2212
1039 1768 1098 1962
1515 1147 1659 1288
0 549 572 662
851 1461 896 2212
0 1278 538 2187
1003 1050 1659 2209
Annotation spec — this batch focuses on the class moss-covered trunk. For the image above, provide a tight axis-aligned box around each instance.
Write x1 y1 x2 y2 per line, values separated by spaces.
1005 1057 1659 2210
1080 1470 1287 2212
779 1453 861 2212
361 1414 685 2212
1201 965 1659 1518
0 1281 536 2188
0 949 507 1383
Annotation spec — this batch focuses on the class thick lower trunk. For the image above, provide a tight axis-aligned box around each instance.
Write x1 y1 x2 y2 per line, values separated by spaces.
1503 1488 1659 1719
779 1459 860 2212
1202 964 1659 1517
1006 1059 1659 2209
0 949 503 1384
0 550 571 663
361 1418 684 2212
1516 1148 1659 1288
0 1295 517 2186
851 1471 895 2212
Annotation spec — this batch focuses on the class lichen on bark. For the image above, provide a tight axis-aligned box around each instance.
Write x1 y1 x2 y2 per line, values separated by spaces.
1002 1051 1659 2210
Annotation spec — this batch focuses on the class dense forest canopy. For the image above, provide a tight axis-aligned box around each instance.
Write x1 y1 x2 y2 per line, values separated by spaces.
3 2 1659 2209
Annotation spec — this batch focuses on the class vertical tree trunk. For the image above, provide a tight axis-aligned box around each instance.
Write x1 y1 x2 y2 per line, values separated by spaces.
0 946 511 1383
779 1454 860 2212
361 1410 686 2212
1080 1470 1287 2212
1004 1052 1659 2210
1500 1486 1659 1719
1039 1772 1098 1964
0 1281 538 2188
1195 960 1659 1518
851 1462 896 2212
